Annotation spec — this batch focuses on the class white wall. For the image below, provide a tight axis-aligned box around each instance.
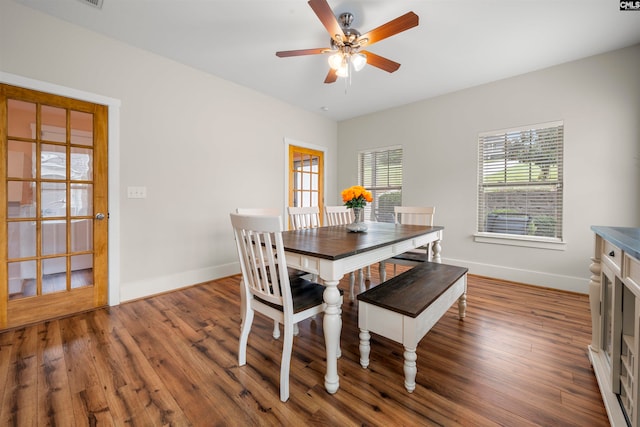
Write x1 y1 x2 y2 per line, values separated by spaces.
1 0 338 302
338 44 640 293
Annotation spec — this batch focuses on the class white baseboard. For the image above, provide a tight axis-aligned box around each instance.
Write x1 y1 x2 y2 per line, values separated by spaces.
441 257 588 294
118 258 588 303
119 262 239 302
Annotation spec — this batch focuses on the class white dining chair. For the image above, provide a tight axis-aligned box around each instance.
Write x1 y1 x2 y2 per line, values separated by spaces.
236 207 305 339
325 205 370 301
231 213 331 402
287 206 321 230
382 206 436 279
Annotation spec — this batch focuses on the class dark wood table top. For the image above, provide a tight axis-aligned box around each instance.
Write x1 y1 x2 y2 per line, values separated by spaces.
281 222 444 261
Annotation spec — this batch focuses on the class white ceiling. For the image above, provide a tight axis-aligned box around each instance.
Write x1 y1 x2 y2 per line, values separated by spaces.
15 0 640 121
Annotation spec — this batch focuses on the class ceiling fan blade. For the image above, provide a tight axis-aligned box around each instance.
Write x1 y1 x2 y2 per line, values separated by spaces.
359 12 419 46
361 51 401 73
308 0 344 42
324 68 338 84
276 48 328 57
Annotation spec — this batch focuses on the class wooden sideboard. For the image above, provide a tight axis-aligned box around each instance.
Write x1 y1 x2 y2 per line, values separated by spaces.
589 226 640 426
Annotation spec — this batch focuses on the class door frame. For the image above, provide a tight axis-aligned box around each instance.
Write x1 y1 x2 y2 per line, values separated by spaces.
283 137 327 222
1 71 122 306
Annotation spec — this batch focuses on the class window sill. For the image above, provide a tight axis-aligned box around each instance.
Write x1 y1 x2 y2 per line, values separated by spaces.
473 233 566 251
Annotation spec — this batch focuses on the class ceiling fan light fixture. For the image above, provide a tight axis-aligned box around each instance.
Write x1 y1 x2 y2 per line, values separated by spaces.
336 62 349 78
352 53 367 72
328 52 343 70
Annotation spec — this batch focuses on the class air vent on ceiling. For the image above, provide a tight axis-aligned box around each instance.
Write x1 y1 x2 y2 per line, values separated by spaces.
78 0 103 9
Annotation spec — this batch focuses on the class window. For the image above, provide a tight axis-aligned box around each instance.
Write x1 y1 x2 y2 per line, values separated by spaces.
477 121 563 242
359 147 402 222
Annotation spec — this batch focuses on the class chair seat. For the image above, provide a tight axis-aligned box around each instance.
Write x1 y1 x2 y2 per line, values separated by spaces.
391 251 428 263
288 267 309 278
256 278 343 313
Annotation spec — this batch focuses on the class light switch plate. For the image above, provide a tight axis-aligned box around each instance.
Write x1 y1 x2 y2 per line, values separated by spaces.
127 186 147 199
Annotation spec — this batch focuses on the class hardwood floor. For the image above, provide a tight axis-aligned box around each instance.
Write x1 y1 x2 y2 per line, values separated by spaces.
0 266 609 426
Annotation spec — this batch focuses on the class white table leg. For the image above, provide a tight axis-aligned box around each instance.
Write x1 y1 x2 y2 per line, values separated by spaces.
358 269 366 294
432 239 442 263
348 272 356 302
403 347 417 393
323 280 342 394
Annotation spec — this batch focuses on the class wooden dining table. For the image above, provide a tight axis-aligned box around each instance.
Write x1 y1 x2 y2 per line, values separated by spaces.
281 222 444 395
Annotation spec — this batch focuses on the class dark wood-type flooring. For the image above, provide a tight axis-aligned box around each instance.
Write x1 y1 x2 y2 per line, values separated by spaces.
0 265 609 426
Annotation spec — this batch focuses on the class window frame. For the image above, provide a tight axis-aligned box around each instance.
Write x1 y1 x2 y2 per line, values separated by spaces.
474 121 566 250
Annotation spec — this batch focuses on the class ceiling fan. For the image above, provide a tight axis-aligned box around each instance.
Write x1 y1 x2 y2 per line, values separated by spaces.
276 0 419 84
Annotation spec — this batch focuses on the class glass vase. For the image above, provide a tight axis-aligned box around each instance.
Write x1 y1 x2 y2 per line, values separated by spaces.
347 207 368 233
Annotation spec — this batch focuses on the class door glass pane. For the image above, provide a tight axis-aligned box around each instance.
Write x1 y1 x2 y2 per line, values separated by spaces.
8 260 36 300
42 221 67 256
71 184 92 216
7 100 35 138
302 192 311 206
41 106 66 141
71 147 92 180
70 111 93 146
71 219 93 252
7 185 35 219
7 221 36 258
71 254 93 288
8 140 35 179
42 257 67 294
41 182 67 217
41 144 67 179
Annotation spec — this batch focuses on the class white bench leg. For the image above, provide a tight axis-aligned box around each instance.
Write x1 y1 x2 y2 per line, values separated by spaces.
403 347 417 393
359 329 370 368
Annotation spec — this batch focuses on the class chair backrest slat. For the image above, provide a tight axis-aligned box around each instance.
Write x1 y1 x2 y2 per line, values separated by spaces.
287 206 321 230
394 206 435 226
325 205 354 226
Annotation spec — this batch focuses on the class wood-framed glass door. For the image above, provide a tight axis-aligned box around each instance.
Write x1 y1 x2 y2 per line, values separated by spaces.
288 145 324 224
0 84 108 329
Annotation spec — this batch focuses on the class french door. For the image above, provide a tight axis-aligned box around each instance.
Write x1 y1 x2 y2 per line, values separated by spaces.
288 145 324 224
0 84 108 329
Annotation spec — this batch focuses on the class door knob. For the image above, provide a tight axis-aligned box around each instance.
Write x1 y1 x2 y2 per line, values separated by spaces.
95 213 106 220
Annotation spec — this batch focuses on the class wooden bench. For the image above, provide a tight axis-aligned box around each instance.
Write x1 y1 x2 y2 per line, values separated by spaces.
357 262 468 392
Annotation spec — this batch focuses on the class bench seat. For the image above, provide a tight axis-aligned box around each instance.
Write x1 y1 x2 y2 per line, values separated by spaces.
357 262 468 392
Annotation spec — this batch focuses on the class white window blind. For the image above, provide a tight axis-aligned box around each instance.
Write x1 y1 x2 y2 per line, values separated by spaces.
477 121 563 240
358 147 402 222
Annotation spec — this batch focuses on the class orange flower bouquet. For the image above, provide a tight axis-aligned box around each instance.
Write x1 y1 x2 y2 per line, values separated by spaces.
341 185 373 209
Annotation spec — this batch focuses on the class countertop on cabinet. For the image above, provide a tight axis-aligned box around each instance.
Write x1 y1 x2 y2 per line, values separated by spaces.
592 226 640 260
